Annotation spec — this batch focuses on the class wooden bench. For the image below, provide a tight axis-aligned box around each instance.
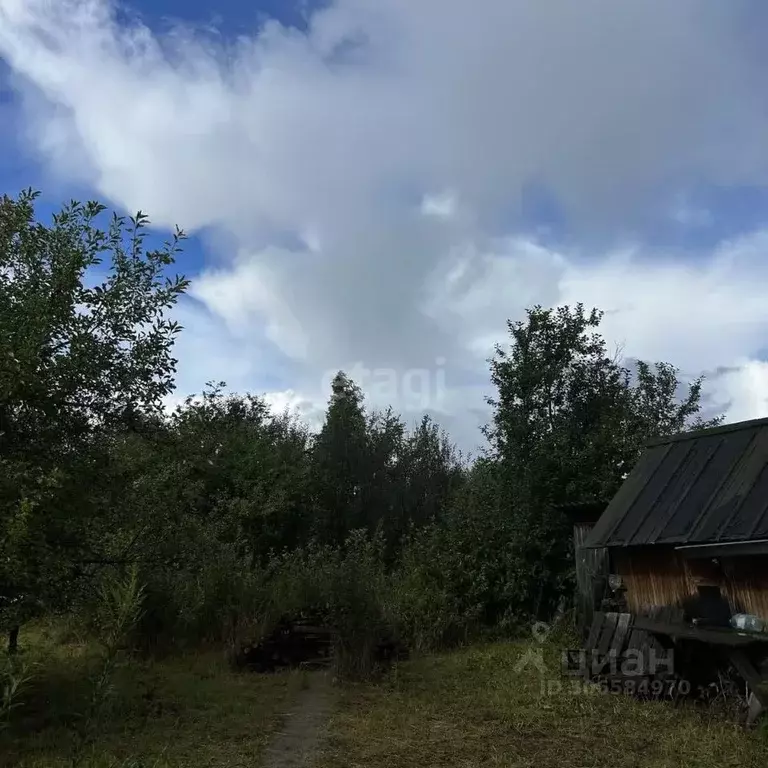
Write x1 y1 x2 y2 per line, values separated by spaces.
567 609 768 725
564 609 677 680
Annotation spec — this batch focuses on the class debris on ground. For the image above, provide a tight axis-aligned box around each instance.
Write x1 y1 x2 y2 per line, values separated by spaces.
233 617 408 673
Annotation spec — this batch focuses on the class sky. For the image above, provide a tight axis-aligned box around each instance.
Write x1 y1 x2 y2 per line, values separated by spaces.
2 0 768 454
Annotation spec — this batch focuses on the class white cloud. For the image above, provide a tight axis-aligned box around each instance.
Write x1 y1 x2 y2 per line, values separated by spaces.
421 230 768 433
189 250 311 360
709 362 768 423
421 190 457 220
558 231 768 375
2 0 768 449
263 389 326 430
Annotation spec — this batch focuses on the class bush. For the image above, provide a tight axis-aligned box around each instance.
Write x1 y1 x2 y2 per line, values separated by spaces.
265 529 392 679
132 545 270 653
388 524 480 652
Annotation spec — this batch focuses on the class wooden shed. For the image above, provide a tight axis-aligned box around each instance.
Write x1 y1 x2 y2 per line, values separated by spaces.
576 416 768 724
584 416 768 621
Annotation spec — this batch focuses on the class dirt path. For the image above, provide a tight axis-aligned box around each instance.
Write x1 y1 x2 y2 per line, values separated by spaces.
262 672 336 768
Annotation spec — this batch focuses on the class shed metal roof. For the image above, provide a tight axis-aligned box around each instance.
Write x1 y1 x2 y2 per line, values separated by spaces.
584 417 768 549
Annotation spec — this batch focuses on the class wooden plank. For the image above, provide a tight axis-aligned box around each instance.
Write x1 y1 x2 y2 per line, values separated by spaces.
574 522 608 637
625 627 643 652
583 612 607 679
597 613 619 657
594 612 619 675
632 618 768 647
610 613 632 656
638 633 652 677
647 632 664 653
728 649 768 709
586 611 605 650
562 648 582 676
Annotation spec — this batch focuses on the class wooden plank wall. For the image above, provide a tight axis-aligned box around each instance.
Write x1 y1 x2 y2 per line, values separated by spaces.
722 556 768 620
614 548 768 621
613 549 690 612
574 522 609 636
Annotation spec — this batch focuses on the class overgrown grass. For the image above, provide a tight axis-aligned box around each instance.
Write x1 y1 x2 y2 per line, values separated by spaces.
316 641 768 768
0 621 300 767
8 628 768 768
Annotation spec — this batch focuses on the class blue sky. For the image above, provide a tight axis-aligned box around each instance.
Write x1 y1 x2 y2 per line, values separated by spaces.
2 0 768 449
132 0 318 34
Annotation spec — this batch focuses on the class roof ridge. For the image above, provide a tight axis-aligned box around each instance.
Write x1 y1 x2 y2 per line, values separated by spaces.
645 416 768 448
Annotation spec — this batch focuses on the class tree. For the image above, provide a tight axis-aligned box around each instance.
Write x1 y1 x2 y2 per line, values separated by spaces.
483 304 721 618
402 415 464 529
0 190 189 649
487 304 720 507
362 407 407 549
311 376 464 551
311 372 370 545
164 385 313 565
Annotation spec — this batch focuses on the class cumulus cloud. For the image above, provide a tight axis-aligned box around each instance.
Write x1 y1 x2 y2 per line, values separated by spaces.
710 362 768 423
1 0 768 449
262 389 327 429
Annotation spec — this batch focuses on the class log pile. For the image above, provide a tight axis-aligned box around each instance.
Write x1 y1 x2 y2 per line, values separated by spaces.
235 619 335 672
234 617 409 672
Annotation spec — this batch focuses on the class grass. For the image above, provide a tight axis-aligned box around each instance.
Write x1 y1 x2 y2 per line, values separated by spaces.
0 621 300 767
315 640 768 768
6 626 768 768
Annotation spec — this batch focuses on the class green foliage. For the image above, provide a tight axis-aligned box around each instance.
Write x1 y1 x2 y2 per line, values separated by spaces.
0 186 724 697
266 529 391 679
487 304 720 506
72 568 146 766
389 522 479 651
90 567 146 651
0 190 188 635
0 191 187 449
0 655 35 730
311 372 372 544
390 458 571 651
483 304 722 620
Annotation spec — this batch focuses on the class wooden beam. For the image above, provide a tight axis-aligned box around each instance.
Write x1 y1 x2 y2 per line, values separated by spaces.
727 649 768 726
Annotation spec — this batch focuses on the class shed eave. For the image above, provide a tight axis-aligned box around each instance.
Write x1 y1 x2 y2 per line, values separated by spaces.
674 538 768 559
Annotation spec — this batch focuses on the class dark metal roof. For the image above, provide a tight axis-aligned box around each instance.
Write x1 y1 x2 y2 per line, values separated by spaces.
584 416 768 549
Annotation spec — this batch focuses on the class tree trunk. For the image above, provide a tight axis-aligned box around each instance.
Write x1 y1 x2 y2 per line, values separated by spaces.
8 625 19 655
